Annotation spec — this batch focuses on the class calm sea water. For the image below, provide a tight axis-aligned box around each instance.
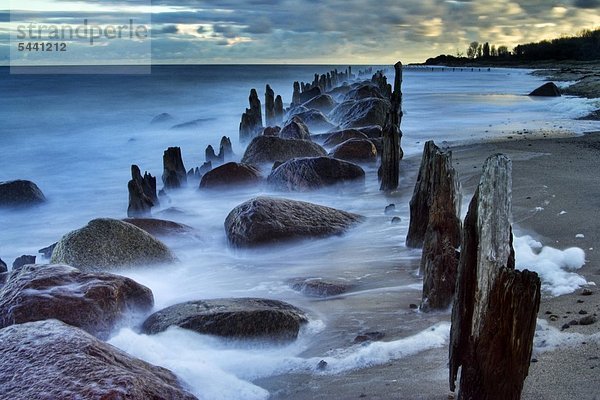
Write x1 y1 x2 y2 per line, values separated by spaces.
0 65 596 399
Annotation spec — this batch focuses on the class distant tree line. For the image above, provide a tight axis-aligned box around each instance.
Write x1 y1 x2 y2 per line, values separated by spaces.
425 28 600 65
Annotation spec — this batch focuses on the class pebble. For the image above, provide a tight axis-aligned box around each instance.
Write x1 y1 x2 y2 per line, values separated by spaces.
581 288 593 296
384 204 396 214
391 217 401 224
409 304 418 309
577 299 585 304
579 310 588 315
549 314 559 321
561 323 571 330
317 360 327 370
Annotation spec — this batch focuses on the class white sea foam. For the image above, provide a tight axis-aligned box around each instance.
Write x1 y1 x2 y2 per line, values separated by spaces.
108 322 450 399
514 235 587 296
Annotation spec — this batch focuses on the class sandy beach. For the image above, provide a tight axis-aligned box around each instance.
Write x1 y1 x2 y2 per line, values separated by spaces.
256 129 600 399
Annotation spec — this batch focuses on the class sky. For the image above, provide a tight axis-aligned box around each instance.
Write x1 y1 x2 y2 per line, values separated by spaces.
1 0 599 65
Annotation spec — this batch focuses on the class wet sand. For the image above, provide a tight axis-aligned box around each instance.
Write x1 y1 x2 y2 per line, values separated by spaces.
257 131 600 399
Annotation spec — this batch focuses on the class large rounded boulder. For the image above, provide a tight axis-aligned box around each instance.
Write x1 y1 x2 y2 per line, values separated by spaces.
329 138 377 163
224 196 364 247
290 110 336 133
142 298 308 341
199 162 262 189
0 180 46 207
122 217 194 237
329 98 391 129
50 218 177 272
0 320 197 400
279 117 311 140
323 129 369 148
267 157 365 191
0 264 153 339
241 136 326 165
529 82 561 96
302 94 336 113
343 84 385 101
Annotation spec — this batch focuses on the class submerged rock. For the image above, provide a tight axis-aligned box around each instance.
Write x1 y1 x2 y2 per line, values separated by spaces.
142 298 308 341
224 196 364 247
241 136 326 165
529 82 561 97
288 277 352 297
267 157 364 191
199 162 262 189
0 264 153 339
150 112 174 124
0 320 197 400
50 218 176 272
329 139 377 163
0 180 46 207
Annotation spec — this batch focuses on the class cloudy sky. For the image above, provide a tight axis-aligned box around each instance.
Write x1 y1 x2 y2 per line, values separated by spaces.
2 0 599 65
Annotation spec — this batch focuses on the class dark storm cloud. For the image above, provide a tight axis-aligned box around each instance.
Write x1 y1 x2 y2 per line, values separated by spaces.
573 0 600 8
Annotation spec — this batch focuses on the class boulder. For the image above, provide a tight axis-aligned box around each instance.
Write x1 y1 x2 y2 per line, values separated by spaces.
329 98 391 129
302 94 337 114
357 125 383 138
327 84 351 101
262 126 281 136
290 110 336 133
280 117 311 140
323 129 369 148
12 255 36 271
39 243 57 259
142 298 307 341
343 84 384 101
224 196 364 247
0 320 197 400
267 157 365 191
297 86 322 105
0 180 46 207
199 162 262 189
122 218 194 237
329 139 377 163
0 264 153 339
529 82 561 96
288 278 352 297
50 218 176 272
241 136 326 165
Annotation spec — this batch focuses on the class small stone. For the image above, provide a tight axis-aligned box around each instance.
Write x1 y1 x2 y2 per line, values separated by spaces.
384 204 395 214
549 314 559 321
581 288 593 296
577 300 585 304
354 331 385 343
579 316 597 326
531 358 538 363
391 217 401 224
544 310 552 315
569 320 579 326
409 304 418 309
317 360 327 370
579 310 588 315
561 323 570 330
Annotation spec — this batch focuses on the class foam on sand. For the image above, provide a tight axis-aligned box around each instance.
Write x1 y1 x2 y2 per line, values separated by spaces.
514 235 588 296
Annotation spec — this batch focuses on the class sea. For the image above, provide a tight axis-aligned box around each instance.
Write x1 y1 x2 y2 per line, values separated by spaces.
0 65 597 399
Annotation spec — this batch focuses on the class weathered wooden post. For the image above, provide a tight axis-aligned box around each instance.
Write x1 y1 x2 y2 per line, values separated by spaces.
379 61 403 192
449 154 541 400
265 84 275 127
162 147 187 189
239 89 263 143
416 141 462 311
127 165 157 217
